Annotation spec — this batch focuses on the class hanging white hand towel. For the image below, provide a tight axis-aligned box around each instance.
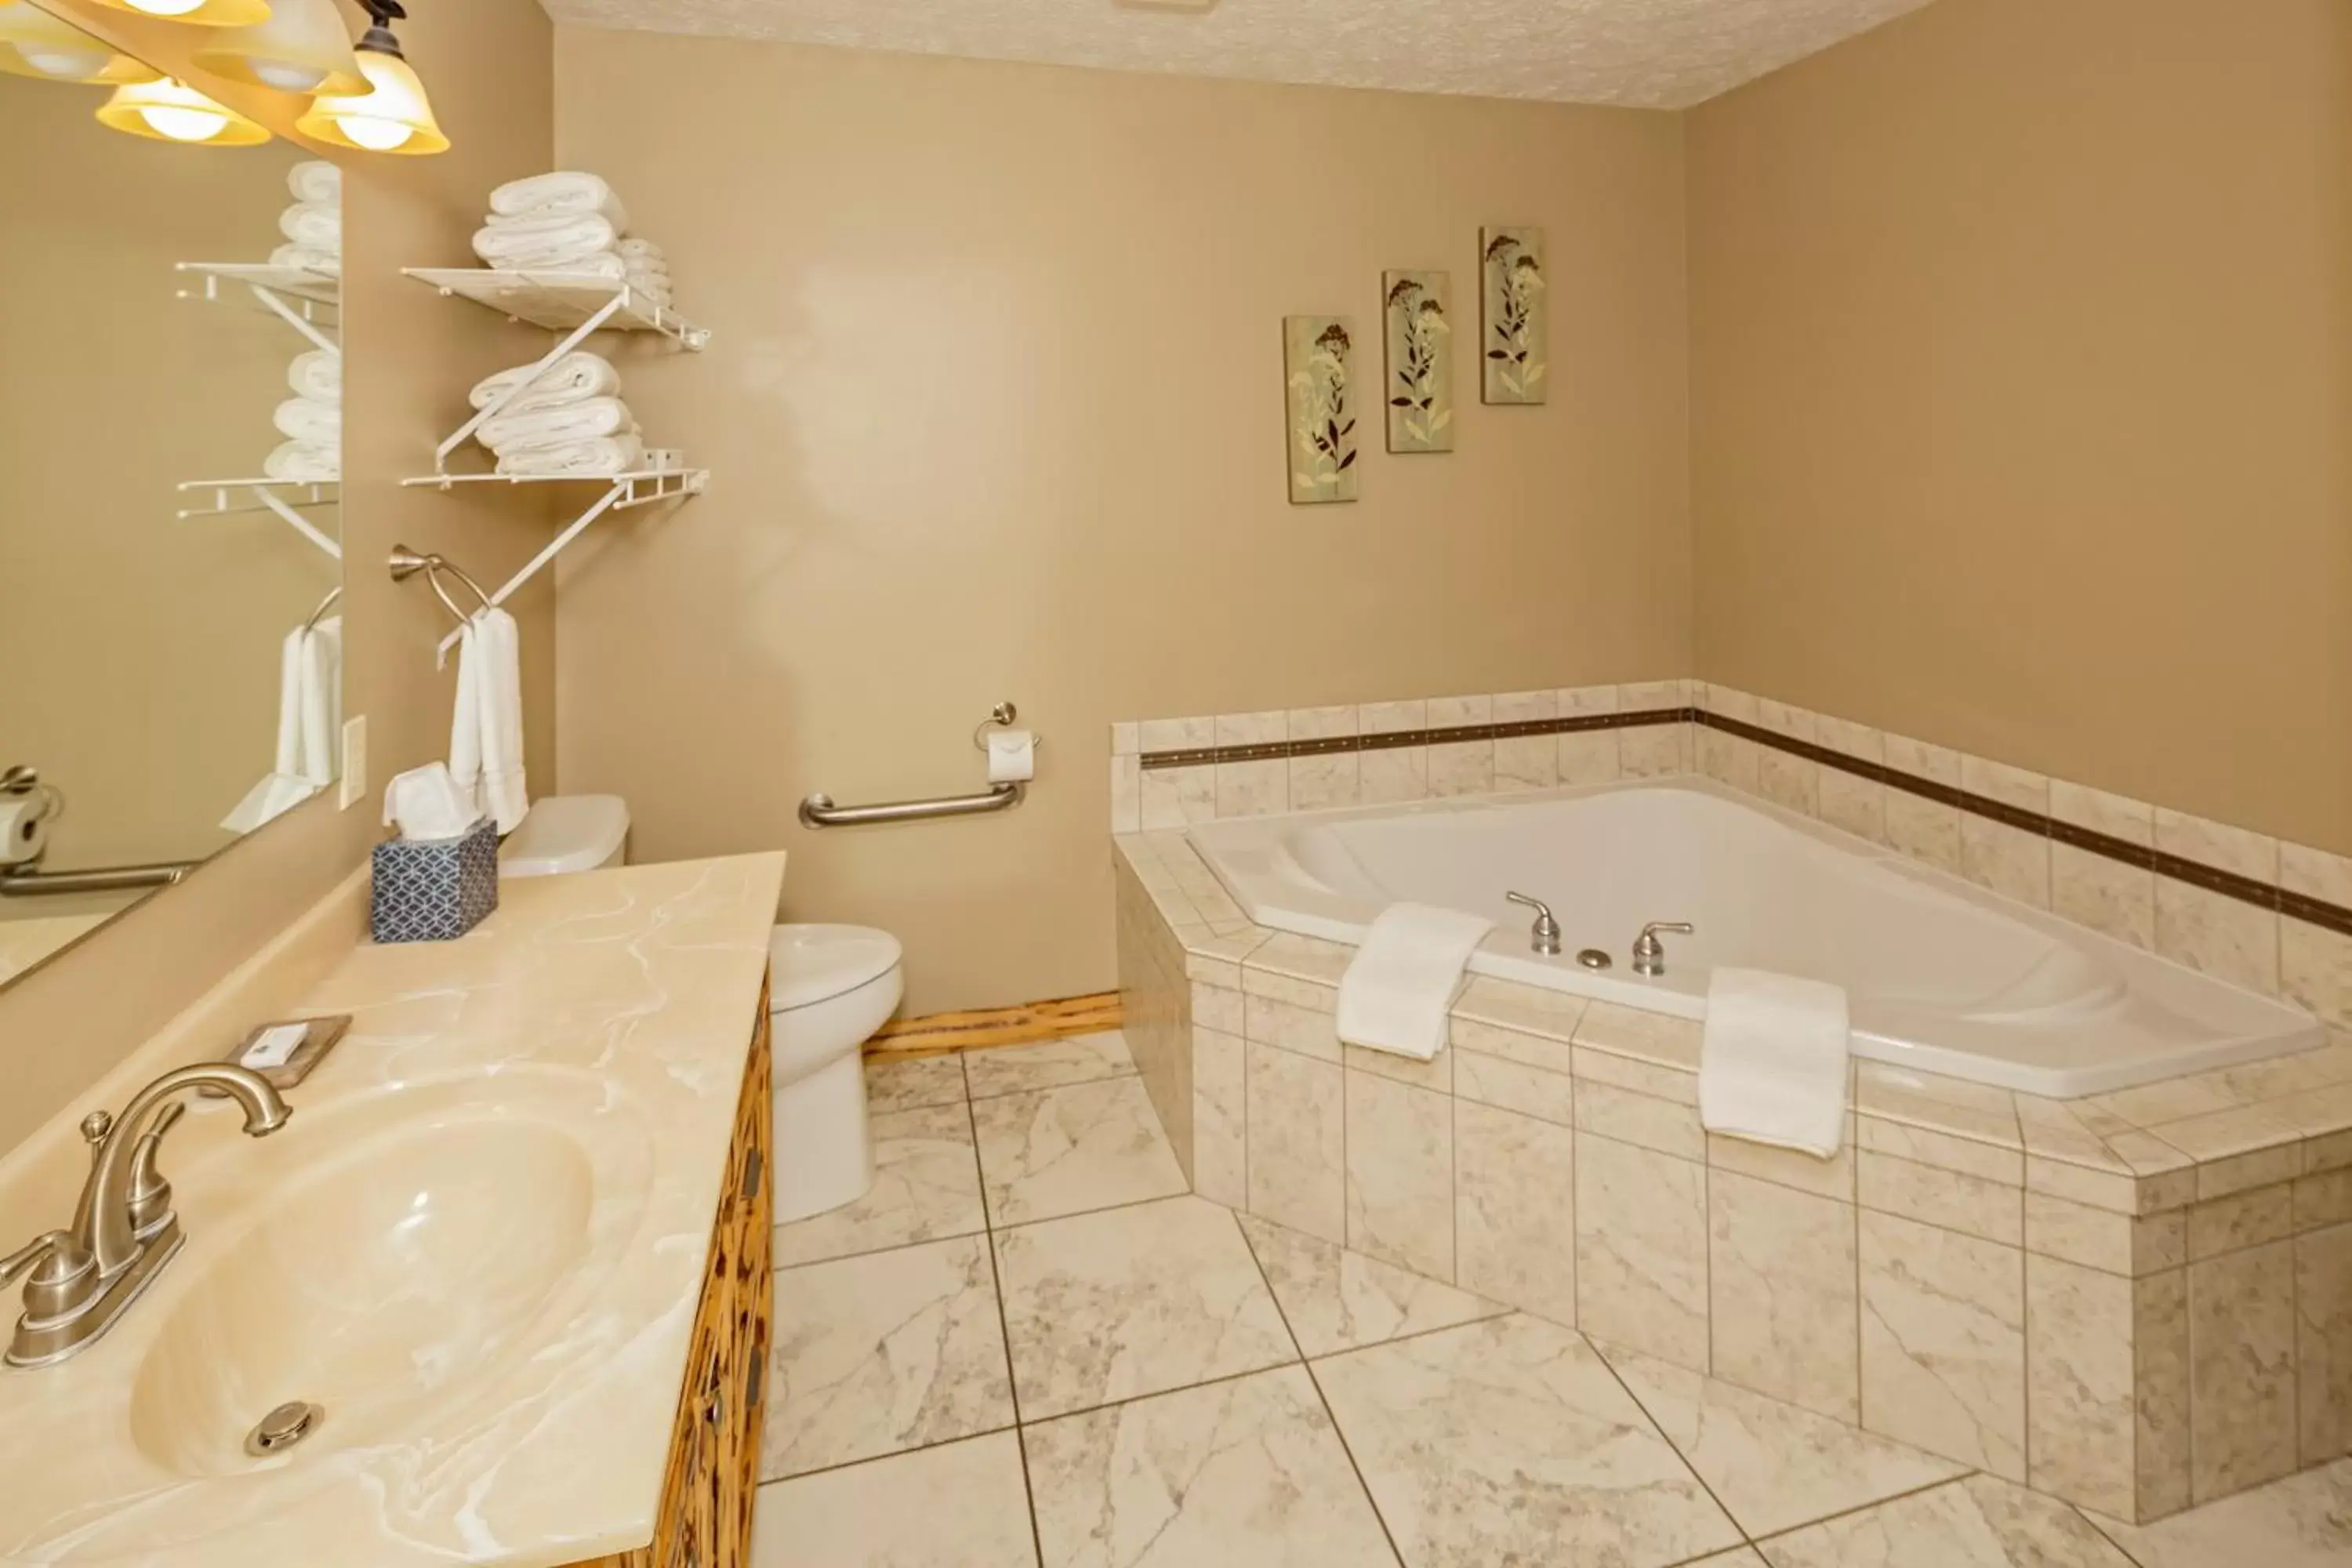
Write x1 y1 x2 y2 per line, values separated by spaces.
1336 902 1496 1062
1698 967 1851 1159
297 615 342 788
221 622 333 833
448 608 530 834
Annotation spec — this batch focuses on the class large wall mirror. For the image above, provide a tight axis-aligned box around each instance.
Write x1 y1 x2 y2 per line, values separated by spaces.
0 14 344 986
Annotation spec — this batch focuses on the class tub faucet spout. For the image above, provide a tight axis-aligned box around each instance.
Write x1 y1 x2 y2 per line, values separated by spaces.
1506 892 1562 956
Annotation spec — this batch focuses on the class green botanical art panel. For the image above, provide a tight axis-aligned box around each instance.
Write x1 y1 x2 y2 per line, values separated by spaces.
1480 225 1548 405
1284 315 1359 504
1382 270 1454 453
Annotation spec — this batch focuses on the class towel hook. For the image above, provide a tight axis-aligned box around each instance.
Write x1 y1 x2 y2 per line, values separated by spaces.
388 544 494 630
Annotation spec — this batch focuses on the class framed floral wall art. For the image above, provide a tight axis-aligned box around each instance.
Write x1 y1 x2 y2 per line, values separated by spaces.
1284 315 1359 503
1381 270 1454 452
1480 226 1548 405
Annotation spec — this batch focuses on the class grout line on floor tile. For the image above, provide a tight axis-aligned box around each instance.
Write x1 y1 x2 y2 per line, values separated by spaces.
757 1417 1022 1490
770 1218 992 1273
967 1088 1048 1568
988 1186 1205 1239
1586 1330 1756 1546
1239 1209 1412 1568
2076 1507 2152 1568
1743 1470 1984 1547
964 1065 1142 1104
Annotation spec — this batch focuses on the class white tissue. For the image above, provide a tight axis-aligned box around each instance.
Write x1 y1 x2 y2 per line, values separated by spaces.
985 730 1036 784
382 763 481 843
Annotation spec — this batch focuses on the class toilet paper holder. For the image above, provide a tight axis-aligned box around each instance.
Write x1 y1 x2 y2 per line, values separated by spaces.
971 701 1039 754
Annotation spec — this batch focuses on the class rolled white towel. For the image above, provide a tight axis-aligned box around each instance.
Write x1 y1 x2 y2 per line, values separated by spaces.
287 160 339 205
478 395 637 455
288 348 340 405
488 171 630 231
471 212 617 270
468 350 621 412
273 397 341 442
264 439 339 483
495 434 645 478
616 237 665 263
270 241 341 278
279 201 340 249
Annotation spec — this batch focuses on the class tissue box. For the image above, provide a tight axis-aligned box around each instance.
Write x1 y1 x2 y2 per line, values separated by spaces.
371 817 499 943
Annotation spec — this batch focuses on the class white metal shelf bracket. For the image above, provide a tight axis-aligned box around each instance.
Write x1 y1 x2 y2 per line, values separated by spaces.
433 290 629 472
427 468 706 660
176 480 342 561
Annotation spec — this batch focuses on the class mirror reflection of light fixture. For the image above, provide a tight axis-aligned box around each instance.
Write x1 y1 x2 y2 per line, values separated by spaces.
80 0 274 27
192 0 362 93
96 74 272 143
0 0 161 82
293 0 445 154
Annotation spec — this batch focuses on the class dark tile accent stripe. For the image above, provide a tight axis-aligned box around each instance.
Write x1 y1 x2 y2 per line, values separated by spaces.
1131 701 2352 937
1135 707 1690 772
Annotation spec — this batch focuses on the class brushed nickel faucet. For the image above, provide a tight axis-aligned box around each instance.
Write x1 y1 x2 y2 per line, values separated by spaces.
1 1063 289 1368
1505 892 1563 956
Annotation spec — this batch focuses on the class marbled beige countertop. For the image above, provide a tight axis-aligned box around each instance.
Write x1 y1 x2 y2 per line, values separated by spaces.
0 851 786 1567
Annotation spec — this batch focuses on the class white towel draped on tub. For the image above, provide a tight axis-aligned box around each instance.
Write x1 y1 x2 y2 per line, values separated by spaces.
1336 903 1496 1061
448 608 529 834
1698 967 1852 1159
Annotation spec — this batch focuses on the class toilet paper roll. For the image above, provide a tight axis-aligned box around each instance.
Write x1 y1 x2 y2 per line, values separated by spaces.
0 796 51 867
985 730 1036 785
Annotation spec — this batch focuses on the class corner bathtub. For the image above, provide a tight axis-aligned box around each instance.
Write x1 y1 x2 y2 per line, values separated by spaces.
1185 779 2320 1097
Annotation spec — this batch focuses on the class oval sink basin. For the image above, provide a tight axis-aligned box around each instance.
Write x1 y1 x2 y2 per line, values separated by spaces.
129 1118 595 1477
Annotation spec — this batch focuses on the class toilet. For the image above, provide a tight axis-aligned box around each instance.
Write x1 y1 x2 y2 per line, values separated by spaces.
498 795 899 1222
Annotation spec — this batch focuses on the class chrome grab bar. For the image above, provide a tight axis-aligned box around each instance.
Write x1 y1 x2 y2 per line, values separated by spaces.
798 782 1025 829
0 862 192 898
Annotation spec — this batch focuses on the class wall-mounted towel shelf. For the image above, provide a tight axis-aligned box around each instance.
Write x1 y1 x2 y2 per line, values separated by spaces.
402 268 709 350
176 261 339 356
401 266 713 658
176 479 342 561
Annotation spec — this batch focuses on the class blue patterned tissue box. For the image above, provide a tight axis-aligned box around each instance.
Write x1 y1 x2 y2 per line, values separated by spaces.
371 816 499 943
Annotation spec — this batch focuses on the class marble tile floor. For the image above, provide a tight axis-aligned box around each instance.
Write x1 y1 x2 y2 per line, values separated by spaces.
754 1033 2352 1567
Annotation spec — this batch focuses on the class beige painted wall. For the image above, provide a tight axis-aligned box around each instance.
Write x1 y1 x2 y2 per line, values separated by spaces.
0 85 324 873
1688 0 2352 853
0 0 563 1149
553 31 1693 1012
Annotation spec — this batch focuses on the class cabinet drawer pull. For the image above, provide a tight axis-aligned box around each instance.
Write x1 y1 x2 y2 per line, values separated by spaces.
741 1147 763 1203
746 1358 764 1412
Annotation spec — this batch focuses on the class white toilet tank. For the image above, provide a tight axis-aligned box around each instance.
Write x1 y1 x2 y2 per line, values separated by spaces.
499 795 632 877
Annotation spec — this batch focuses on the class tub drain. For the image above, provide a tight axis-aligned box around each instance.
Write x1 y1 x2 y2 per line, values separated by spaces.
245 1400 325 1457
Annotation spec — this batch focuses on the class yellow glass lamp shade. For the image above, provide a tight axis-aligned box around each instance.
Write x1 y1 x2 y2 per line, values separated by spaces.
81 0 274 26
0 0 160 83
194 0 362 94
96 75 271 144
296 45 445 154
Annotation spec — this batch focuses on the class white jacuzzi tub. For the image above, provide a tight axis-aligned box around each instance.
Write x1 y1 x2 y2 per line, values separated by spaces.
1185 779 2321 1097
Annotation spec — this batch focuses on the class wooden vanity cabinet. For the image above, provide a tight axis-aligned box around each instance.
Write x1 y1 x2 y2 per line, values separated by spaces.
572 1000 774 1568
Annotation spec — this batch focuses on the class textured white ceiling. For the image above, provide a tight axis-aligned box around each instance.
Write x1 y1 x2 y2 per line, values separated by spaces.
541 0 1936 111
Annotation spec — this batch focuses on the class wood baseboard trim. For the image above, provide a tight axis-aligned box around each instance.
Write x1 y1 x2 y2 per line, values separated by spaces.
866 991 1123 1058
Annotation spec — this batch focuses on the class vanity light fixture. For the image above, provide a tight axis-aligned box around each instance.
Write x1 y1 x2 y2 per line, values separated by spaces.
82 0 273 26
293 0 446 154
96 73 272 143
0 0 159 82
192 0 362 94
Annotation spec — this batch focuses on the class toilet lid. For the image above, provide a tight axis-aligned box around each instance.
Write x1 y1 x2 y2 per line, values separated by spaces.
768 924 903 1011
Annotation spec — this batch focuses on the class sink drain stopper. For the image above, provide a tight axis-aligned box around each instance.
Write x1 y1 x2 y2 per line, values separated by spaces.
245 1400 325 1457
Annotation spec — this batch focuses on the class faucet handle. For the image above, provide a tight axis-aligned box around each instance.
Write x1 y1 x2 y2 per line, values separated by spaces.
1506 891 1564 955
0 1232 70 1293
1639 921 1696 939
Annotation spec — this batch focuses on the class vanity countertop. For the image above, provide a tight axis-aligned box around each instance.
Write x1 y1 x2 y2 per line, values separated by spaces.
0 851 786 1568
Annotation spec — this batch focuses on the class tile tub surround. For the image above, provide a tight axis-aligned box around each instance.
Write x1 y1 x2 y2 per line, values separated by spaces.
1111 681 2352 1036
1114 826 2352 1525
